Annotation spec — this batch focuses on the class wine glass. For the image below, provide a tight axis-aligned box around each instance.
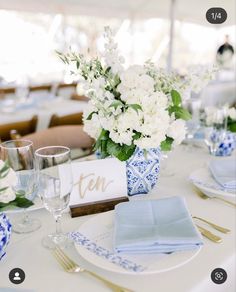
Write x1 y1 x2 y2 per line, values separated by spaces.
35 146 73 249
184 98 201 151
0 140 41 233
204 107 228 156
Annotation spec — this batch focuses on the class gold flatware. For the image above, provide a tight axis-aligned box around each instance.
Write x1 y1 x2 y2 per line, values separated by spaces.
196 189 236 207
52 247 133 292
193 216 231 234
196 225 222 243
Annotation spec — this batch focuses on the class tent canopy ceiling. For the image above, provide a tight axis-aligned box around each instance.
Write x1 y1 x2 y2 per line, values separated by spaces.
0 0 235 26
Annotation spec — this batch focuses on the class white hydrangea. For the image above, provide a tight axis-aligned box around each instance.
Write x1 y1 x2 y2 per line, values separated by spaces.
167 119 187 146
83 113 101 139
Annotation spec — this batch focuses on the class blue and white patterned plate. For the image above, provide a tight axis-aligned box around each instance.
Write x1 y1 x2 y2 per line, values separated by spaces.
71 211 201 275
190 168 236 198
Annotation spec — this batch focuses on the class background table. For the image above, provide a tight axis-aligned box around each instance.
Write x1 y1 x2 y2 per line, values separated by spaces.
0 145 235 292
0 98 88 130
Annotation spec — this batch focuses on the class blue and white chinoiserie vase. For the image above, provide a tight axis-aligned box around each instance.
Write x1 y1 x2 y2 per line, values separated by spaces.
0 213 12 260
211 130 236 156
126 148 161 196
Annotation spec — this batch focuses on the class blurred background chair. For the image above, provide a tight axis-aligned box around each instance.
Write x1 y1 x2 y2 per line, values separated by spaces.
0 115 38 142
48 112 83 128
70 93 89 102
21 125 94 159
0 87 16 100
28 84 53 101
55 82 77 99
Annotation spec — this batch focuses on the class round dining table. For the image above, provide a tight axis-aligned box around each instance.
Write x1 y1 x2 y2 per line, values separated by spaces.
0 145 235 292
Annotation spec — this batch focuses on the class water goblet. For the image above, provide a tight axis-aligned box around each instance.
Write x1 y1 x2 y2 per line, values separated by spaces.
35 146 73 249
0 140 41 233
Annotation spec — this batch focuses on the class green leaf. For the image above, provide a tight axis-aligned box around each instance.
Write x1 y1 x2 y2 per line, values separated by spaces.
93 129 109 151
14 197 34 208
228 123 236 132
86 111 97 120
76 60 80 69
175 108 192 120
133 132 142 140
109 100 124 110
0 160 10 179
169 106 192 121
107 139 136 161
0 186 9 193
127 104 142 113
171 89 182 106
227 118 236 133
0 196 34 211
160 136 174 151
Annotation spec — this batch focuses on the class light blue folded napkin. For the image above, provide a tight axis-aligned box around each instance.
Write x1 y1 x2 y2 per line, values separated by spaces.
209 159 236 190
114 197 203 254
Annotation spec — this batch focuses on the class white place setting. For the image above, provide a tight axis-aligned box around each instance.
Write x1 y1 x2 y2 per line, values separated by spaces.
1 145 235 292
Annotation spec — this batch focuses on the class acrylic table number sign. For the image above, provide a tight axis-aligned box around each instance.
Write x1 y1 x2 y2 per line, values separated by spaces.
69 158 129 217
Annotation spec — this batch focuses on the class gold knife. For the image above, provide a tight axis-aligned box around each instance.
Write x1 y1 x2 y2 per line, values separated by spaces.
196 224 222 243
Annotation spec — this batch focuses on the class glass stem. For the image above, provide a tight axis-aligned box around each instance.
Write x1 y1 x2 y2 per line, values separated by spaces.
55 214 62 235
22 209 29 223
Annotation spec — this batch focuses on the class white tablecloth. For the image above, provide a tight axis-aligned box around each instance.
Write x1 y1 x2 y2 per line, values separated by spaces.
0 146 235 292
0 98 88 131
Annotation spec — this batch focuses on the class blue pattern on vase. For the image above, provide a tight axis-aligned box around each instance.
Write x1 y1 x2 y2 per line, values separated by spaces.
211 131 236 156
0 213 12 261
125 148 161 196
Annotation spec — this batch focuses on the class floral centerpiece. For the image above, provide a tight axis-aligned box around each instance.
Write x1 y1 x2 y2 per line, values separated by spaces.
203 106 236 156
0 160 33 211
58 27 214 194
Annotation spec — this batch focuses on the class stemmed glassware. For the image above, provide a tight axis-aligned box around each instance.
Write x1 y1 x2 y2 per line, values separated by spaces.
35 146 73 249
204 107 228 156
184 97 202 151
0 140 41 233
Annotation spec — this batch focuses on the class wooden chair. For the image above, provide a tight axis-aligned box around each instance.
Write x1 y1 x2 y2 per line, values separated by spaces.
0 116 38 142
71 93 89 102
29 84 52 92
48 112 83 128
28 84 52 100
22 125 94 160
0 87 16 99
55 82 77 98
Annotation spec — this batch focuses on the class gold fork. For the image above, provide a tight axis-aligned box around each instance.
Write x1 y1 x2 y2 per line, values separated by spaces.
196 189 236 207
52 247 133 292
192 216 231 234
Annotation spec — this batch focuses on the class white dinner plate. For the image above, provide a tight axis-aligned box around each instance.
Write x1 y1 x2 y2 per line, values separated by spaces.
1 196 43 214
189 167 236 198
72 211 201 275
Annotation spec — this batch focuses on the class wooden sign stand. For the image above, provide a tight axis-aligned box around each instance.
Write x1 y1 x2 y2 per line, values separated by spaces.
70 196 129 217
